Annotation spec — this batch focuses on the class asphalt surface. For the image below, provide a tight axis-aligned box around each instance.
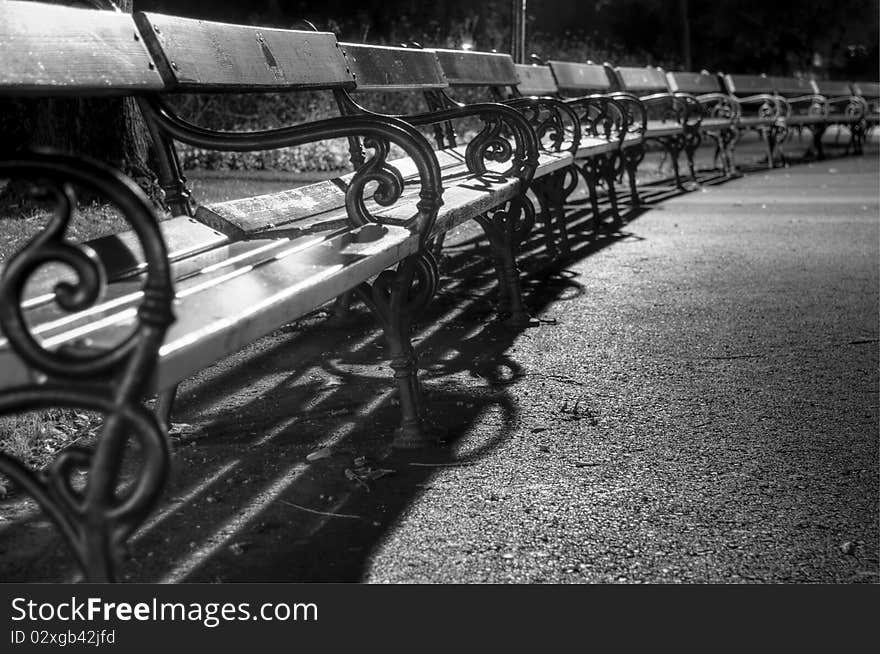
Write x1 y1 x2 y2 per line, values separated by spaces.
1 135 877 583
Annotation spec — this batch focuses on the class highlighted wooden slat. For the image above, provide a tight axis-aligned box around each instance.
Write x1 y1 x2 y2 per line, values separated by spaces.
547 61 612 92
431 49 519 87
0 0 163 93
340 43 447 91
0 225 418 392
134 12 353 91
616 66 669 93
724 74 774 96
515 64 558 96
666 71 722 95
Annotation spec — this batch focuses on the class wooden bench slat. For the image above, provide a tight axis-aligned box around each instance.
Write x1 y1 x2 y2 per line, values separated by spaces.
853 82 880 98
339 43 447 91
430 49 519 87
17 216 228 311
0 0 164 93
724 74 774 95
615 66 669 93
0 224 417 392
666 71 722 95
134 12 354 91
547 61 613 92
813 80 855 97
514 64 558 96
772 76 814 97
199 146 572 241
15 238 305 343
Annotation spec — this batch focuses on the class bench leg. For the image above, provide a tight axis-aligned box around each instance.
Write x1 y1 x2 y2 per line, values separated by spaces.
622 144 645 207
601 153 622 228
356 253 440 448
475 196 537 327
722 126 741 177
530 174 569 258
578 157 605 232
811 124 827 160
155 384 179 432
683 127 702 183
549 170 572 256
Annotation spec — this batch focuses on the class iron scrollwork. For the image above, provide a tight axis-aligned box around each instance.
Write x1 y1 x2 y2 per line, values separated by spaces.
0 149 175 581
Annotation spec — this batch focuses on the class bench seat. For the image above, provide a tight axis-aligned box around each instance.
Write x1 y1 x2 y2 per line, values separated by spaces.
1 222 416 393
198 147 573 241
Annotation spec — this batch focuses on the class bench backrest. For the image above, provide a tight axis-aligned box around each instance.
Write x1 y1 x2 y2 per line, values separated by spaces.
852 81 880 99
547 61 614 94
614 66 670 94
515 64 559 96
771 76 815 97
813 79 855 98
429 49 519 87
134 12 354 91
338 43 447 91
666 70 724 95
722 74 775 96
0 0 164 94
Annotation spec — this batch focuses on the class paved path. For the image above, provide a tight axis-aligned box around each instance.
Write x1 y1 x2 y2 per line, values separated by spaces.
1 141 877 583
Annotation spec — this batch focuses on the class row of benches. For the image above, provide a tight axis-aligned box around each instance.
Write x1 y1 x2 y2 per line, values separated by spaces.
0 1 876 581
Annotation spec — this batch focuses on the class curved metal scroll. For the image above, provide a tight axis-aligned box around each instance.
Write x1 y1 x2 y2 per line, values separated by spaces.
140 98 444 246
0 149 175 581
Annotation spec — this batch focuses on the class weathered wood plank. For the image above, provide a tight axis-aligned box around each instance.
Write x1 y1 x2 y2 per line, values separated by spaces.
771 76 814 97
197 181 348 239
853 82 880 98
0 224 419 393
812 80 854 98
431 49 519 87
340 43 447 91
615 66 669 93
666 71 722 95
134 12 353 91
724 74 774 96
0 0 163 93
547 61 612 92
16 216 228 310
515 64 558 96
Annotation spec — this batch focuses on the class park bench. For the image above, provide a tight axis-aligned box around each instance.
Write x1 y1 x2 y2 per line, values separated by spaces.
853 81 880 132
769 76 854 160
417 47 581 257
510 60 635 247
0 1 460 581
806 78 867 157
665 70 740 176
720 74 787 168
609 65 703 190
327 42 549 322
544 60 652 207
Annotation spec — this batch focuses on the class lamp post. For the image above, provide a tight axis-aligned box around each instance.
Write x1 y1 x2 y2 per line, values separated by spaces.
511 0 527 64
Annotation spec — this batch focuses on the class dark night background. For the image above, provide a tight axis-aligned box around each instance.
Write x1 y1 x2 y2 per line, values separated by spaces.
135 0 880 80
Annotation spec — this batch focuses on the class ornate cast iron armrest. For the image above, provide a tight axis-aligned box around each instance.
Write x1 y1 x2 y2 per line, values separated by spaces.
822 95 865 120
605 92 648 138
0 149 175 582
333 87 538 185
672 92 704 127
140 97 444 247
736 94 786 122
695 93 741 124
565 93 632 144
637 92 690 127
786 94 828 118
502 96 582 154
379 103 540 187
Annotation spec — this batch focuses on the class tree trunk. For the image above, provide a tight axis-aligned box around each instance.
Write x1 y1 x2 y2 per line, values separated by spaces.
0 0 160 205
